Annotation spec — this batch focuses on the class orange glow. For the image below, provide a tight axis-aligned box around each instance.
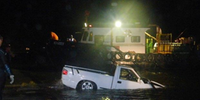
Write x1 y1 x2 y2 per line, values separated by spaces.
89 24 92 27
51 32 59 40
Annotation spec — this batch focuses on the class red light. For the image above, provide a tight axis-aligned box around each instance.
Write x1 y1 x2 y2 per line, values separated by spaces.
62 70 68 75
89 24 92 27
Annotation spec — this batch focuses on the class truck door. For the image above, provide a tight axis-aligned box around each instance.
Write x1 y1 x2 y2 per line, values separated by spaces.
115 68 149 89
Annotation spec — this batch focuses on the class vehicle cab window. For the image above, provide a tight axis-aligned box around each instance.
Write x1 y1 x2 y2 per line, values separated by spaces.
83 31 89 41
119 68 137 82
131 36 140 42
116 36 125 42
88 32 93 41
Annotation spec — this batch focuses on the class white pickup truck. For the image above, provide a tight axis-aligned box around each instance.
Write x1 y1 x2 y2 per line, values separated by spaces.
61 64 165 91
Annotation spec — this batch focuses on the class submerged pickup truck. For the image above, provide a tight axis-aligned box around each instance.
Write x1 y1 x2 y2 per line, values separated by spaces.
61 64 165 91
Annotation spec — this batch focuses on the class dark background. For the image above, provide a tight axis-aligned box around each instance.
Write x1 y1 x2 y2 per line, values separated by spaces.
1 0 200 47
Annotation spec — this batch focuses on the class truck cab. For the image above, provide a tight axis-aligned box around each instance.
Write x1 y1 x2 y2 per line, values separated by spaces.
61 64 165 90
112 65 159 89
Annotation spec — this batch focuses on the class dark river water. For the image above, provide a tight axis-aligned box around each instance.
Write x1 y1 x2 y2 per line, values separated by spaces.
59 89 171 100
4 86 199 100
47 88 198 100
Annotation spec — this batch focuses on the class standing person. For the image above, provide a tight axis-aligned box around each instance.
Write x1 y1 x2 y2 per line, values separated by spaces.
0 35 14 100
4 44 15 68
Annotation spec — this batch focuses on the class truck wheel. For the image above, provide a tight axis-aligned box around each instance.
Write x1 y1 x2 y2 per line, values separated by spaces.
114 52 123 61
135 54 142 62
106 52 113 60
76 80 97 91
124 52 132 61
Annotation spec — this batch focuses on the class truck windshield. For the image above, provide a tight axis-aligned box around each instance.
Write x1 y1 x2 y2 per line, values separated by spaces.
105 46 121 52
119 68 138 82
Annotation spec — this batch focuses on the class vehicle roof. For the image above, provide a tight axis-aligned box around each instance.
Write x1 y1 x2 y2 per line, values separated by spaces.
117 64 133 69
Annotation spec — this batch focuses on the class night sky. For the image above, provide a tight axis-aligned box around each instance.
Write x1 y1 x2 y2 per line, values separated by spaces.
1 0 200 46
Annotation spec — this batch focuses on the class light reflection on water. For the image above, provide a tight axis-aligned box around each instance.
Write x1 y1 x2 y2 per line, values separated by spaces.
60 89 150 100
56 89 180 100
55 87 199 100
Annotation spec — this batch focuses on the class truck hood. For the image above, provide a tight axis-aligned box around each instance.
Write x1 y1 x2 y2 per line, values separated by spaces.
141 78 165 88
150 80 165 88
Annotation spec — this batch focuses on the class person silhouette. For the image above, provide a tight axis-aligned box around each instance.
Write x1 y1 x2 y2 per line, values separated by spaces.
0 35 14 100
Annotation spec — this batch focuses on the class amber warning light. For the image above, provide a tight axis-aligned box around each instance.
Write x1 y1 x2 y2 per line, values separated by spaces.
89 24 92 27
62 69 68 75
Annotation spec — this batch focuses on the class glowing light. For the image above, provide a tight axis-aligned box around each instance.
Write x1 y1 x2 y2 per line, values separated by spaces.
51 32 59 40
62 70 68 75
115 21 121 27
89 24 92 27
26 47 30 50
84 23 87 27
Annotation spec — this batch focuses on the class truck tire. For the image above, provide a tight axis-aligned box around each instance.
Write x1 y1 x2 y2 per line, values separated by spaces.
135 54 142 62
76 80 97 91
106 52 114 60
114 52 123 61
124 52 132 61
147 54 154 62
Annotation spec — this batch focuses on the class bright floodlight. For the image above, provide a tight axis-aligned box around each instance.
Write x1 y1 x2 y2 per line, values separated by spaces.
84 23 87 27
115 21 121 27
